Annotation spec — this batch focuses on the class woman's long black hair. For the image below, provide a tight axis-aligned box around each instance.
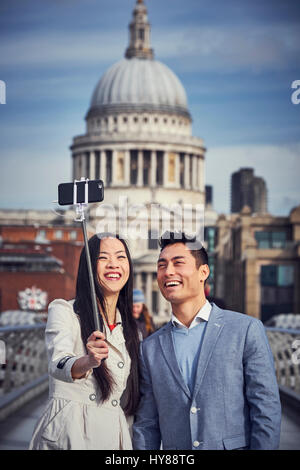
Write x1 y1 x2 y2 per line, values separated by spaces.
73 233 140 416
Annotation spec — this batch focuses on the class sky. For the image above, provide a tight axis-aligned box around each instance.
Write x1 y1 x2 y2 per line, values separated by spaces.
0 0 299 216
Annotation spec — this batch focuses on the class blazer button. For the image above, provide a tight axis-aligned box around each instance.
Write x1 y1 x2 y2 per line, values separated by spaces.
111 399 118 407
89 393 96 401
193 440 200 448
191 407 198 414
118 361 124 369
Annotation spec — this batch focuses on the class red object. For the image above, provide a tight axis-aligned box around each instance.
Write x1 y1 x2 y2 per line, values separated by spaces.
108 324 117 332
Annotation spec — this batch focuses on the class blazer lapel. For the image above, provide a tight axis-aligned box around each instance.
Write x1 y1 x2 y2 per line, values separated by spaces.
192 303 224 400
159 322 192 400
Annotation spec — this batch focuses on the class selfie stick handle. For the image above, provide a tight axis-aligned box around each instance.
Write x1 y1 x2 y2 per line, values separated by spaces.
74 179 101 333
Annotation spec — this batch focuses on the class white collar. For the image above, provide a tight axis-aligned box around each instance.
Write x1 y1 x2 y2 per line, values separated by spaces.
171 300 212 330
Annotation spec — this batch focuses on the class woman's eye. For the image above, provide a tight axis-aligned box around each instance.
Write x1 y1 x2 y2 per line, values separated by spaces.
97 256 107 260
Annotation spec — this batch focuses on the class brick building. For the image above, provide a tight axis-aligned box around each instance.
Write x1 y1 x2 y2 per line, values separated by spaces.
0 220 84 312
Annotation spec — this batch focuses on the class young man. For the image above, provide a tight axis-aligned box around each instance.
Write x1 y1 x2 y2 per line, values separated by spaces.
132 232 281 450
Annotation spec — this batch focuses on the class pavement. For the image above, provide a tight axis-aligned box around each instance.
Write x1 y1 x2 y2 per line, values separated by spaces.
0 392 299 450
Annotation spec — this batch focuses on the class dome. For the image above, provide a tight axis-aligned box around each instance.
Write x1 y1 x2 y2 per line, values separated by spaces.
86 58 190 120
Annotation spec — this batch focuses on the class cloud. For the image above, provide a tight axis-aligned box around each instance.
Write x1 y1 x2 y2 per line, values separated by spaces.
1 20 299 75
206 142 300 215
153 23 300 73
0 30 127 68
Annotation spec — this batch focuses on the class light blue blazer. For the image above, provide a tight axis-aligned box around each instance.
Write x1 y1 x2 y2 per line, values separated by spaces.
132 303 281 450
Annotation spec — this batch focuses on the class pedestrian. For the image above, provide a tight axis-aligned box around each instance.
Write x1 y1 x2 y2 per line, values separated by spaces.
133 231 281 450
132 289 155 340
29 233 140 450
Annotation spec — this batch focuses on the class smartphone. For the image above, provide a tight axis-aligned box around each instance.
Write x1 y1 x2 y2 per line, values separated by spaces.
58 179 104 206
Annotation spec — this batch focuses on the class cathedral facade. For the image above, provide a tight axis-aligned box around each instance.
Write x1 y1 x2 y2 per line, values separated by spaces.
70 0 206 323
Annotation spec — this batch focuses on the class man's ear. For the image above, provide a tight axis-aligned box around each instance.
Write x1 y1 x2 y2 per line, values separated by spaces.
199 264 210 282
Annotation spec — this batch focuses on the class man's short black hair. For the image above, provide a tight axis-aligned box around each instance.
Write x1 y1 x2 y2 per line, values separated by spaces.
159 231 208 269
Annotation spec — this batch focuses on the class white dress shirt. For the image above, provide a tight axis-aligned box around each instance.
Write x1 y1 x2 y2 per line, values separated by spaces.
171 300 212 329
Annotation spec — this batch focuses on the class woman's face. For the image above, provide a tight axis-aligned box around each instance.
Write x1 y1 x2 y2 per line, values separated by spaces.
132 302 143 319
97 237 130 297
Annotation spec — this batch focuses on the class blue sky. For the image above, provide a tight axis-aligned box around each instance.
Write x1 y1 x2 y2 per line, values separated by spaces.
0 0 299 215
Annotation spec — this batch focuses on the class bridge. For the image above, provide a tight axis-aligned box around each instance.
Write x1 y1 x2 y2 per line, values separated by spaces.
0 323 299 450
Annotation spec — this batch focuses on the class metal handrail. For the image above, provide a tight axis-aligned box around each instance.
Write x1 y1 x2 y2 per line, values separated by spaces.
0 323 48 421
265 326 300 395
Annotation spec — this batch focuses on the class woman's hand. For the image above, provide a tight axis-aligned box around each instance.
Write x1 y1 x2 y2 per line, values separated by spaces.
86 331 109 368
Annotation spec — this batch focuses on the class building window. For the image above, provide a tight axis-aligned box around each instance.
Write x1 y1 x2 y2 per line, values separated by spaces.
95 151 101 180
143 151 151 185
255 231 286 249
179 153 185 187
116 152 125 182
37 229 46 240
138 28 145 40
156 151 163 186
55 230 63 239
189 155 193 187
106 150 112 185
260 264 294 323
205 227 216 253
130 150 138 185
69 231 77 241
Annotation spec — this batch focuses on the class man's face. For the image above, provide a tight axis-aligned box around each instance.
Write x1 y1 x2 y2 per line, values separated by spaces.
157 243 209 305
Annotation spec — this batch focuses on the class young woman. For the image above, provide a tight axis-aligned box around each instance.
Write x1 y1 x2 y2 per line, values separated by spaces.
132 288 155 340
29 233 140 450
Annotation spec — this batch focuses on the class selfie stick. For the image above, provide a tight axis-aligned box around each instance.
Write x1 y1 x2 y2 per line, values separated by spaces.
73 178 101 333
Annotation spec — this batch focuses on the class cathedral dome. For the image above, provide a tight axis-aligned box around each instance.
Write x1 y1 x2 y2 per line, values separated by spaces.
86 58 190 120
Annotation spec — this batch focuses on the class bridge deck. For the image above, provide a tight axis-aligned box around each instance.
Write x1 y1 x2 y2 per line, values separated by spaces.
0 393 299 450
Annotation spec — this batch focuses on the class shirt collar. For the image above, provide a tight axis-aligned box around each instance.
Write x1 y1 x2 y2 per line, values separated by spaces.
171 300 212 329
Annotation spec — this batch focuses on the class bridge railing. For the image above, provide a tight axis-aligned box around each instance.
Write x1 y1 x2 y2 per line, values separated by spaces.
265 327 300 401
0 324 48 421
0 323 299 421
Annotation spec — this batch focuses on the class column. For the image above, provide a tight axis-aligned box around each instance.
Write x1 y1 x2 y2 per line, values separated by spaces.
135 272 142 290
175 153 180 188
124 149 130 186
184 154 190 189
137 150 143 187
89 150 96 180
80 153 86 179
100 150 106 185
163 151 168 186
192 155 197 190
150 150 157 187
146 272 153 313
112 150 117 186
198 156 205 192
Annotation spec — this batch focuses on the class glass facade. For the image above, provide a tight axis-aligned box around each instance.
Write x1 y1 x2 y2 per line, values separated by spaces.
260 264 294 323
255 231 286 249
